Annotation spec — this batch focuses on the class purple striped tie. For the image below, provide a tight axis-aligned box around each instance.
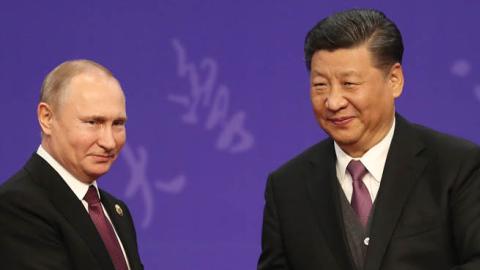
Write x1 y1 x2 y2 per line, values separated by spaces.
347 160 372 228
84 186 128 270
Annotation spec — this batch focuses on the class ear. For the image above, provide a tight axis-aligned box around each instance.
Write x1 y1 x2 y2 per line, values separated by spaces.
388 63 404 98
37 102 54 135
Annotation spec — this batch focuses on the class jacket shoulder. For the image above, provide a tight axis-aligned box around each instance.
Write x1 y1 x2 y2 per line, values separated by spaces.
411 123 480 154
270 138 332 178
0 164 49 205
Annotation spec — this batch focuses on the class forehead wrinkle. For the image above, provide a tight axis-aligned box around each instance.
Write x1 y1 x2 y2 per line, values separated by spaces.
339 70 360 76
337 70 364 78
58 81 125 120
311 69 363 81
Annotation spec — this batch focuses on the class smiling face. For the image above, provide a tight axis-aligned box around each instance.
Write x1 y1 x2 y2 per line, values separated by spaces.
39 72 127 183
310 44 403 157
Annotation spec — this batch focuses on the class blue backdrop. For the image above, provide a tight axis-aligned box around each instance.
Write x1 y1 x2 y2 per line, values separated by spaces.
1 1 479 269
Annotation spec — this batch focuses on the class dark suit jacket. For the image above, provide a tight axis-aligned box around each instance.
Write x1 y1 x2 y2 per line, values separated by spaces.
0 153 143 270
258 115 480 270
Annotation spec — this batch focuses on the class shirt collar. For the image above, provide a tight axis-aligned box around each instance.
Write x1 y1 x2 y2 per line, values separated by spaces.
37 145 100 201
334 117 396 182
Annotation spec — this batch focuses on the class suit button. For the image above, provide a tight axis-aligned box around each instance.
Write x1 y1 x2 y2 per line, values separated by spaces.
364 237 370 246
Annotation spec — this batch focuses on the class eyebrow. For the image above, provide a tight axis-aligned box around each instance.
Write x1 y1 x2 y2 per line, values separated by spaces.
311 70 362 78
338 70 361 77
310 70 325 76
85 115 127 122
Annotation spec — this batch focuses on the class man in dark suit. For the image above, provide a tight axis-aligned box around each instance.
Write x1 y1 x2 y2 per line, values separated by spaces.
258 8 480 270
0 59 143 269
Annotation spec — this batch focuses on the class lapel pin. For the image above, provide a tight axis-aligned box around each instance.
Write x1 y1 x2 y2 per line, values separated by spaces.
363 237 370 246
115 204 124 216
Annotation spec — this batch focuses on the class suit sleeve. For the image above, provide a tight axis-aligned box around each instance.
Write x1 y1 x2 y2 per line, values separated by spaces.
257 174 291 270
0 190 73 270
450 147 480 269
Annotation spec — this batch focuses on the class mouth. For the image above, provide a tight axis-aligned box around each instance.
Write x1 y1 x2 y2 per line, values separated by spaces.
327 116 354 126
90 154 116 162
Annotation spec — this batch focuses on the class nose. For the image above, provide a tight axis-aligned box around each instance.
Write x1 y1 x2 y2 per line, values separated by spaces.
325 87 348 111
98 125 116 151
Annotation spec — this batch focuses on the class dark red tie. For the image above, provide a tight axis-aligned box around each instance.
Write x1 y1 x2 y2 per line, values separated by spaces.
84 186 129 270
347 160 372 228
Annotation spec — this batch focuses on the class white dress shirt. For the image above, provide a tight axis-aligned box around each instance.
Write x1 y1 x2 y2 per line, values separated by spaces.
37 145 131 270
334 118 395 203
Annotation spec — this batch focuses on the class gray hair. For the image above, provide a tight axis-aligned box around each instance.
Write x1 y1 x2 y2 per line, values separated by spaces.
40 59 116 109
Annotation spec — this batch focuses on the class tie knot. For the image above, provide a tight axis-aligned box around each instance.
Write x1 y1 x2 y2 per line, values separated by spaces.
84 185 101 205
347 160 368 182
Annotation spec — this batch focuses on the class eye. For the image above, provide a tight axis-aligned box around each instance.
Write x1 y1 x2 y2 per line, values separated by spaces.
83 118 104 126
85 120 97 125
113 119 126 126
343 81 359 89
313 82 328 90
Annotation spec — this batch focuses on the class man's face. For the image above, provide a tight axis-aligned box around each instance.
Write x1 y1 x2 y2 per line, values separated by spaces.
310 45 403 157
47 73 127 183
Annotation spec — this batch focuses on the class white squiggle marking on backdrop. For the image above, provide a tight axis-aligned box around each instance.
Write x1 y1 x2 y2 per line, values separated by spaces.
451 59 471 78
474 85 480 101
155 174 186 193
450 59 480 103
122 143 186 229
168 38 255 153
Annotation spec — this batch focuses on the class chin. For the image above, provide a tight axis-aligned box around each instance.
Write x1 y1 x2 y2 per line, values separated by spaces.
328 132 359 146
86 167 111 178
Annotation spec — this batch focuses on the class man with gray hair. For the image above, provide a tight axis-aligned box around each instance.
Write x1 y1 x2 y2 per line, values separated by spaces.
0 60 143 270
258 8 480 270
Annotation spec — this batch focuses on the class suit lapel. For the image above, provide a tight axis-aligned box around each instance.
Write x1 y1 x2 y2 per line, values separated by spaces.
364 115 429 270
25 154 116 270
101 191 141 270
305 140 355 270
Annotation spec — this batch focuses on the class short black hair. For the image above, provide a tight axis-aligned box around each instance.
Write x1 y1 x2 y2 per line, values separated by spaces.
304 8 404 72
